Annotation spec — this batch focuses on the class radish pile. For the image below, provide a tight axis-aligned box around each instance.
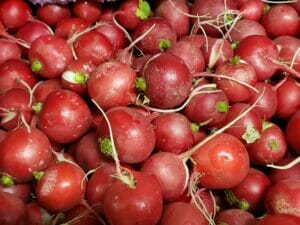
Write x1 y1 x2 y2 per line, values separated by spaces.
1 0 300 224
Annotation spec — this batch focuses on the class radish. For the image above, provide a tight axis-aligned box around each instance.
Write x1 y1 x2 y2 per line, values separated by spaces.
72 30 114 66
33 79 63 103
224 168 271 212
140 52 192 109
132 17 177 54
214 55 257 103
265 178 300 217
36 3 71 27
152 112 194 154
0 192 26 225
0 182 31 203
236 0 266 21
158 201 208 225
55 17 89 39
285 110 300 154
155 0 190 38
0 39 22 65
61 59 95 96
25 202 52 225
0 88 34 131
63 205 102 225
88 61 137 110
29 34 73 79
35 161 87 213
0 58 37 93
192 133 250 189
275 78 300 119
75 131 108 172
0 126 52 184
141 151 189 202
115 0 152 31
247 121 287 165
0 0 32 31
261 4 299 38
72 0 103 25
215 208 257 225
97 106 156 164
257 213 300 225
37 89 92 144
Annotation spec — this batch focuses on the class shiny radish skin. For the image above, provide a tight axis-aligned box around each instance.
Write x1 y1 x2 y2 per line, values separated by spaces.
215 208 257 225
257 214 300 225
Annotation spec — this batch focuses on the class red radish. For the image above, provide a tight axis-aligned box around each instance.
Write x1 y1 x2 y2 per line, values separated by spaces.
214 55 257 103
72 0 102 25
0 192 25 225
261 4 299 38
167 37 205 74
115 0 152 31
29 34 73 79
265 178 300 218
55 17 89 39
183 88 229 128
132 17 177 54
16 21 53 46
247 82 278 120
37 89 92 144
257 213 300 225
86 162 116 214
228 19 267 43
215 208 257 225
0 39 22 65
269 156 300 184
0 128 7 142
224 168 271 212
36 4 71 27
0 88 34 131
97 106 156 164
94 22 127 52
73 31 114 66
25 202 51 225
158 201 208 225
0 182 31 203
103 170 163 225
152 113 194 154
61 59 95 96
141 52 192 109
192 133 250 189
33 79 63 103
235 35 279 81
285 110 300 154
75 131 108 172
155 0 190 38
190 0 238 37
35 161 87 213
200 37 234 69
247 121 287 165
0 0 32 31
141 151 189 202
0 58 37 93
275 78 300 120
0 126 52 184
273 35 300 73
220 103 262 144
88 61 137 110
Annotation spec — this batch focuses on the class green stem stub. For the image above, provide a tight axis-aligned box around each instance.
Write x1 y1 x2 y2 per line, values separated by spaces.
74 72 88 84
158 39 171 51
229 55 241 65
191 122 200 133
216 101 229 113
1 175 14 186
224 189 250 211
135 77 147 92
33 171 44 181
242 124 261 144
31 60 42 73
135 0 151 20
100 138 113 157
32 102 43 114
268 139 279 151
